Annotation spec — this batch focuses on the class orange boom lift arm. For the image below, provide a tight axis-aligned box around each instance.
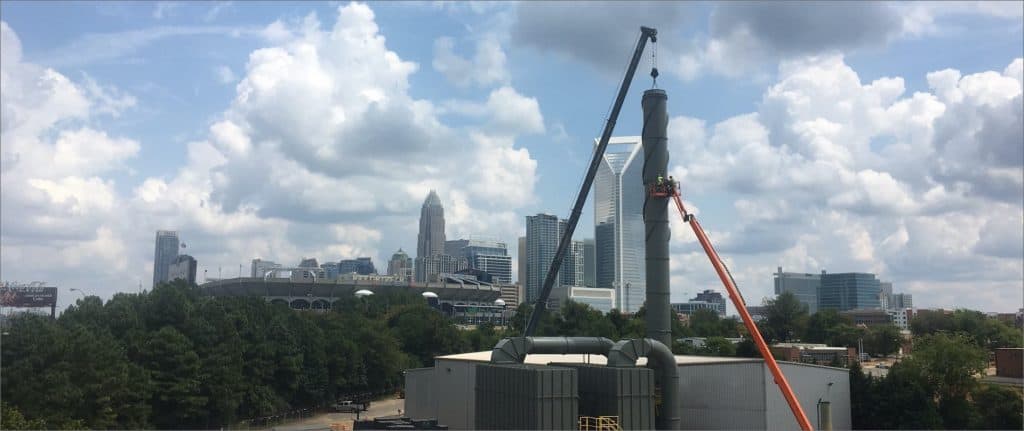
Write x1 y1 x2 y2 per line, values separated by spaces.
652 183 815 431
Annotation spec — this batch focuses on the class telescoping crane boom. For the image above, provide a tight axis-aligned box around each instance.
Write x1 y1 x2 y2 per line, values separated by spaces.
524 26 659 336
661 183 815 431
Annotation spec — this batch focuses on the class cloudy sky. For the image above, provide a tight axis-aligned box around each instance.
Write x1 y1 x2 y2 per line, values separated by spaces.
1 1 1021 314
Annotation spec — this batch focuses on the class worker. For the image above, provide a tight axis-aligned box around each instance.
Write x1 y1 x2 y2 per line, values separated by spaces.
657 174 664 186
668 175 675 190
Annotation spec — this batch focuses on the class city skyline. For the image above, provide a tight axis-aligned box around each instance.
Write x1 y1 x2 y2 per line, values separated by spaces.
1 2 1021 314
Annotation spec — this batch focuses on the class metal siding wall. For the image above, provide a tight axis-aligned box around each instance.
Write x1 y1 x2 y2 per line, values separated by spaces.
676 362 766 429
404 368 436 419
764 363 851 430
434 359 477 430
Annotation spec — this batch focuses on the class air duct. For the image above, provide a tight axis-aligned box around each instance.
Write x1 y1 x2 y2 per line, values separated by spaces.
641 88 671 347
490 337 615 364
608 338 680 430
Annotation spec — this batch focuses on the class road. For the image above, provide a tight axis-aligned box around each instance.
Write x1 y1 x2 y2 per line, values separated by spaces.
269 397 405 431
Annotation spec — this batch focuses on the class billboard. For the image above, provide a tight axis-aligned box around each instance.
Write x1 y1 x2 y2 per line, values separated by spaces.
0 282 58 308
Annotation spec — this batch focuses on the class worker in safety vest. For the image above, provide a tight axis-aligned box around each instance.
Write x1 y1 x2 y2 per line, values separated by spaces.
657 174 664 186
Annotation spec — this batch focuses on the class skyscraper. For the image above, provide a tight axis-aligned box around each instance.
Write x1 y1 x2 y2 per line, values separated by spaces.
774 267 821 314
583 238 596 288
525 213 567 303
891 293 913 309
446 238 513 284
594 137 646 313
152 230 179 287
417 190 446 259
818 272 882 311
518 236 526 284
339 257 376 275
168 254 197 284
388 249 413 281
560 240 585 287
693 289 727 316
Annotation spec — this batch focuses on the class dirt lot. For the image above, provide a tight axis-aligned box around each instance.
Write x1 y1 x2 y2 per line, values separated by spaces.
268 397 405 431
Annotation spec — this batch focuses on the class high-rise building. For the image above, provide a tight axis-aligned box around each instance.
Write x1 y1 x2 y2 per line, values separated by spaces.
298 258 319 268
879 282 893 309
560 240 585 287
819 272 882 311
774 267 821 314
891 293 913 309
339 257 376 275
168 254 197 284
152 230 180 287
321 262 340 279
525 214 567 303
693 289 727 316
388 249 414 281
251 258 281 278
583 238 596 288
417 190 446 259
594 137 646 313
671 301 721 316
415 254 468 282
517 236 526 284
446 239 512 284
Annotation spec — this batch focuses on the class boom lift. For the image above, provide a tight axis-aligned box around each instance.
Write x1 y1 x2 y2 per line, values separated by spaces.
524 26 816 431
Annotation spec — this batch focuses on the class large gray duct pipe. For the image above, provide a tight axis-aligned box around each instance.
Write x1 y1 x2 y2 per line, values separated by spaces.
641 88 671 347
608 338 680 430
490 337 615 363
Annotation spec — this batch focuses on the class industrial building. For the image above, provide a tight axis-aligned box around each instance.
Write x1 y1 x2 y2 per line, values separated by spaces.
405 352 850 430
404 32 848 430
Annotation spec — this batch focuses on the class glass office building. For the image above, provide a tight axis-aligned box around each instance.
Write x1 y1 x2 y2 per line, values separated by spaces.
818 272 882 311
594 137 646 313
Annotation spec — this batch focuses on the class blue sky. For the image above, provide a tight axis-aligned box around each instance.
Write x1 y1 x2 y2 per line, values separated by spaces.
1 1 1022 314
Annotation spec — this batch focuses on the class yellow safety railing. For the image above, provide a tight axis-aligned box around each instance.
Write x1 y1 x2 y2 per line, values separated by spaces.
578 415 622 431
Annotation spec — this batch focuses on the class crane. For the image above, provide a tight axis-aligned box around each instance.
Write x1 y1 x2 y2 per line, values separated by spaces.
525 26 658 336
524 25 814 430
658 181 815 431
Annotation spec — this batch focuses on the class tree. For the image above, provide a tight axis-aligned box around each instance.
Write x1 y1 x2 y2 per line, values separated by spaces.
762 292 808 342
970 384 1024 430
864 325 901 356
804 309 849 344
388 304 467 367
689 309 722 337
699 337 737 356
142 326 208 429
907 332 988 429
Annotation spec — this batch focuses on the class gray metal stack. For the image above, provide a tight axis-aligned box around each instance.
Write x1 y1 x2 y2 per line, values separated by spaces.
642 88 672 348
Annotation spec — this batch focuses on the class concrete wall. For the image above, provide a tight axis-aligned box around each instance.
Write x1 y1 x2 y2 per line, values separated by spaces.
676 360 767 429
765 363 851 430
404 367 435 419
434 359 477 430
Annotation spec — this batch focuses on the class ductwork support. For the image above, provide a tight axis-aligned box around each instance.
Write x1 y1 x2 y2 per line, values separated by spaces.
608 338 680 430
490 337 616 364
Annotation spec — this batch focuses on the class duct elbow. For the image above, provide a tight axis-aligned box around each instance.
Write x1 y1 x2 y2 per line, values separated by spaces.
490 337 615 363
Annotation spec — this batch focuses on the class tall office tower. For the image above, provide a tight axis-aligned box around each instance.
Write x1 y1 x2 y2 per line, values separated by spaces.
415 254 468 282
152 230 180 287
251 258 281 278
560 240 585 287
417 190 446 259
773 267 822 314
583 238 596 288
879 282 893 309
891 293 913 309
518 236 526 285
525 214 567 303
321 262 341 279
168 255 198 284
594 137 646 313
388 249 414 281
818 272 882 311
445 238 512 284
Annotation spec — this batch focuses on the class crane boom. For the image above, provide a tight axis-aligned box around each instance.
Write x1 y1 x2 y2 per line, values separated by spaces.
670 190 814 431
524 26 658 336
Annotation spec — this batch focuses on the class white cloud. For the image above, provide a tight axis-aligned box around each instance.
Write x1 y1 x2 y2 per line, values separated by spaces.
432 36 509 88
666 55 1023 312
214 65 236 84
203 1 234 22
152 1 180 20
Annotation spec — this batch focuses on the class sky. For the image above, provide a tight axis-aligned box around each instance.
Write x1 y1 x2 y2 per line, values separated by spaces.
1 1 1022 314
